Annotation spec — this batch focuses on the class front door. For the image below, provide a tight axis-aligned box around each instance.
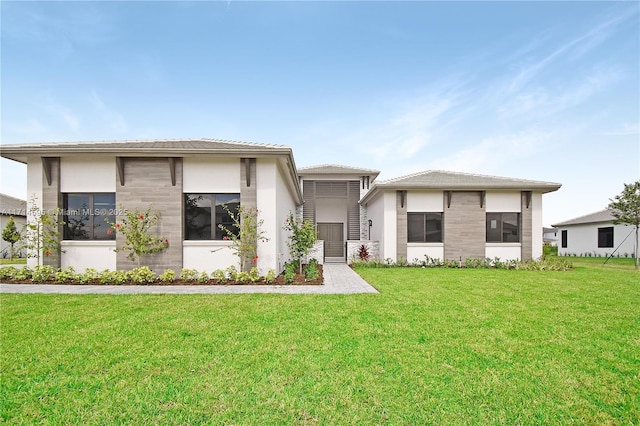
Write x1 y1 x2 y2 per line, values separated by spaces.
317 223 344 262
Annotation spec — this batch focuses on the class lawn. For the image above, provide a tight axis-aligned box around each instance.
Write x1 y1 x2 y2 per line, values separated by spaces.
1 259 638 424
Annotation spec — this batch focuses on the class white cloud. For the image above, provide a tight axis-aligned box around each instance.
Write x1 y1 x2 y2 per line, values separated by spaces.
89 90 129 133
602 123 640 136
43 98 80 132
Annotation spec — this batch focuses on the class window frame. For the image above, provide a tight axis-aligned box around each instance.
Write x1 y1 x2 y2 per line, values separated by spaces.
561 230 568 248
407 212 443 243
184 193 241 241
63 193 116 241
486 212 521 243
597 226 614 248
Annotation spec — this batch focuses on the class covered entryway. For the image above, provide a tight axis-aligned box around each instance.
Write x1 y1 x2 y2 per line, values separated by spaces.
318 222 345 263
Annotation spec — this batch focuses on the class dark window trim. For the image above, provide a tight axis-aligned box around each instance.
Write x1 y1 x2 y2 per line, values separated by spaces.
184 193 240 241
63 193 116 241
561 230 568 248
407 212 443 243
597 226 614 248
486 212 521 243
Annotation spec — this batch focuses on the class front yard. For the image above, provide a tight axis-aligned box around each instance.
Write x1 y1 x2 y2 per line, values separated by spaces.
1 258 638 424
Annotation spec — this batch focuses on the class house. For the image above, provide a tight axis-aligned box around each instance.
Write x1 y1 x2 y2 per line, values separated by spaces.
0 138 562 272
359 170 561 263
543 227 558 246
0 139 302 273
0 194 27 258
552 209 636 257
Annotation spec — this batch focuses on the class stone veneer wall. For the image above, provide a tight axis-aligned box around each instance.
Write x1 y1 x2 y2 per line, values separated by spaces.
42 157 62 268
116 158 183 272
521 192 533 261
444 191 486 261
346 240 380 264
304 240 324 265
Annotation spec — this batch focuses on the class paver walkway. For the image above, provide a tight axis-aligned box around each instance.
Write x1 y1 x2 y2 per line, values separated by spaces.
0 264 378 295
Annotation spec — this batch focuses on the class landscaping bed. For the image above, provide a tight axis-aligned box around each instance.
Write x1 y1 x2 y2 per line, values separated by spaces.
0 264 323 286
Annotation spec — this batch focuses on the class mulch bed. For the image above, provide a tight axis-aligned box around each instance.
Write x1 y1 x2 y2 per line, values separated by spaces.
1 265 323 286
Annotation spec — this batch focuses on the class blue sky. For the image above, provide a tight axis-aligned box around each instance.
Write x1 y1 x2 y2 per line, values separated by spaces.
1 1 638 227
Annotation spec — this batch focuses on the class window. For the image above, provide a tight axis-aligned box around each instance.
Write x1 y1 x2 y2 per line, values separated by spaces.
598 227 614 248
408 212 443 243
486 213 520 243
184 194 240 240
63 193 116 240
561 230 567 248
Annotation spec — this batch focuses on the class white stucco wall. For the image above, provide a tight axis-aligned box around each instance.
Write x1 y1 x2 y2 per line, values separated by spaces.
26 158 43 268
60 157 116 192
531 192 543 260
407 245 444 262
183 158 241 193
316 198 349 239
485 244 521 261
183 242 239 273
364 191 385 260
407 191 444 212
61 241 117 272
557 222 636 257
256 158 298 274
485 191 521 212
382 191 397 261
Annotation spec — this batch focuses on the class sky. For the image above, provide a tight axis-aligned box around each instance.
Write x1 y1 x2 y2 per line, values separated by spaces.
1 0 638 227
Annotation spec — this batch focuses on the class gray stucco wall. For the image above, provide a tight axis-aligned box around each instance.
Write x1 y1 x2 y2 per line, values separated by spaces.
115 158 183 272
396 191 407 261
444 191 486 261
42 158 63 268
521 191 533 261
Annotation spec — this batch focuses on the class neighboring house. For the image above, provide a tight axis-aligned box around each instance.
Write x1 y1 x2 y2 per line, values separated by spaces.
358 170 561 263
543 227 558 246
0 139 562 272
552 209 636 257
0 194 27 257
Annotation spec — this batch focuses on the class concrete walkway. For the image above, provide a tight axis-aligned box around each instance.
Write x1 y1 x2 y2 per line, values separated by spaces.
0 264 378 295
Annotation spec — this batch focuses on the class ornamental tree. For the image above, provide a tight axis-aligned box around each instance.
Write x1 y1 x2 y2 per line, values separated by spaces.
108 206 169 264
18 195 63 266
218 205 268 272
283 212 317 275
608 180 640 270
2 216 21 260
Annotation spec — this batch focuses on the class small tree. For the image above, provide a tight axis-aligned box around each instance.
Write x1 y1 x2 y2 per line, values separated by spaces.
108 206 169 265
2 216 21 260
608 180 640 270
283 212 317 275
19 195 63 266
218 205 269 272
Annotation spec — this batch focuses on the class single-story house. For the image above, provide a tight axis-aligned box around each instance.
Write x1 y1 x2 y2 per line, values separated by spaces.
552 209 636 257
0 194 27 258
0 138 562 272
543 227 558 246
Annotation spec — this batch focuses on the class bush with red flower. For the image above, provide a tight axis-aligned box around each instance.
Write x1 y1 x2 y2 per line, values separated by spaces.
107 206 169 264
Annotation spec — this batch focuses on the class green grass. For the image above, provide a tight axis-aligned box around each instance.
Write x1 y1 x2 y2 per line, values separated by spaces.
1 261 638 424
0 258 26 265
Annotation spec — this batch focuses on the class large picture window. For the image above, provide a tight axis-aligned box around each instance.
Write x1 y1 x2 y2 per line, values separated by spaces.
408 212 443 243
184 194 240 240
597 227 614 248
63 193 116 240
486 213 520 243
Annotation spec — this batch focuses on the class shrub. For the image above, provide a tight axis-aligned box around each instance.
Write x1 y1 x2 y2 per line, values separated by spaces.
236 271 250 284
304 260 320 281
225 265 238 281
358 244 370 261
179 268 199 282
158 269 176 283
284 262 296 283
0 266 18 280
129 267 156 284
32 265 55 283
248 267 261 283
14 266 32 281
264 269 277 284
99 269 129 285
197 271 210 284
55 267 76 283
211 269 226 283
76 268 99 284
